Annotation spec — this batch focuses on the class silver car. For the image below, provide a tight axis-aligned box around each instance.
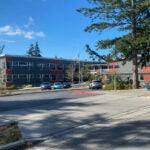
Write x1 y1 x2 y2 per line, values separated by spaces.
89 80 102 89
41 82 51 90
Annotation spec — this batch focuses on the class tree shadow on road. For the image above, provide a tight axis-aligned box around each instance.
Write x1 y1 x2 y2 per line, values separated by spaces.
60 120 150 149
0 94 150 149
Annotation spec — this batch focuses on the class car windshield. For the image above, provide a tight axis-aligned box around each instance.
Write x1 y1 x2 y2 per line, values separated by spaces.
93 81 101 83
54 82 61 85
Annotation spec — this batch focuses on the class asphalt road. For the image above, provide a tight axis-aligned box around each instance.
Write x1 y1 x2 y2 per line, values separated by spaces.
0 89 150 150
0 89 102 112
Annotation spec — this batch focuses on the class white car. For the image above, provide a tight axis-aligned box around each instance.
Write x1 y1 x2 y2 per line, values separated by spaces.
89 80 102 89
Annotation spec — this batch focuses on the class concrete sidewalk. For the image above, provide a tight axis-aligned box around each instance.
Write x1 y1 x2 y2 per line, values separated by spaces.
0 89 150 150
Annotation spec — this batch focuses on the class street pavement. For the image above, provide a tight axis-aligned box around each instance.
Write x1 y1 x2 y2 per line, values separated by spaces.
0 89 150 150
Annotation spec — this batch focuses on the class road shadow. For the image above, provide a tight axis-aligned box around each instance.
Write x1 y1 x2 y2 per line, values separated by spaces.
0 92 149 149
46 120 150 149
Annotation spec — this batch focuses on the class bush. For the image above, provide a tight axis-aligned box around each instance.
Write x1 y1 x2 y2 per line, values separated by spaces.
22 84 32 89
6 85 18 90
103 82 132 90
103 82 114 90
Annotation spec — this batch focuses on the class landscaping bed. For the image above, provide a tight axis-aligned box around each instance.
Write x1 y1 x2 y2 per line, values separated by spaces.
0 122 22 146
0 122 35 149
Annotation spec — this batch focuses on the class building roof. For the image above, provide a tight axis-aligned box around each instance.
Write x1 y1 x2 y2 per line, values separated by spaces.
0 54 92 63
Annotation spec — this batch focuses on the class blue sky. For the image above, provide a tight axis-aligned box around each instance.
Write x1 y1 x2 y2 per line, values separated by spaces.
0 0 119 61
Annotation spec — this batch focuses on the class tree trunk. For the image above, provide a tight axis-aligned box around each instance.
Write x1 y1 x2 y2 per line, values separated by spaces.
132 54 139 89
131 0 139 89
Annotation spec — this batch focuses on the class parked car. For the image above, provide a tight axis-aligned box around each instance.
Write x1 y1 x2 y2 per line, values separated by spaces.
89 80 102 89
41 82 51 90
52 82 64 89
63 82 71 88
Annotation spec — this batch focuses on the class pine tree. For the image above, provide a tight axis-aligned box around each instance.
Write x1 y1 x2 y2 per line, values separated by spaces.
34 42 41 57
27 44 34 56
77 0 150 89
27 42 42 57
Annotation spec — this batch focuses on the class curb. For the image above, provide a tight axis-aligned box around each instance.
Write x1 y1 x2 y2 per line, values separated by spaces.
0 86 89 97
0 137 48 150
0 140 25 150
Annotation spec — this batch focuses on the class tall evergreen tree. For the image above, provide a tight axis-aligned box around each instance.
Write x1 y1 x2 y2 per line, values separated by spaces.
34 42 41 57
77 0 150 89
27 44 34 56
27 42 42 57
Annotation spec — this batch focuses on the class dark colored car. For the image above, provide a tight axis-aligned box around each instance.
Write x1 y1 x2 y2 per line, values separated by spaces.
89 80 102 89
41 82 51 90
63 82 71 88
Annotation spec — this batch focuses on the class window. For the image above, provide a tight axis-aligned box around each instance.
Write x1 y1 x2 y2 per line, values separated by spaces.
140 75 144 80
57 64 63 70
95 66 99 70
43 63 50 67
114 65 119 68
57 75 63 80
28 74 34 78
50 64 56 70
43 74 49 78
7 75 12 82
3 75 12 82
13 61 19 66
2 62 5 68
36 74 40 78
146 61 150 65
101 66 108 69
52 75 56 81
6 62 12 69
36 74 43 78
28 62 34 66
19 62 28 66
19 74 27 79
37 63 43 67
13 74 18 79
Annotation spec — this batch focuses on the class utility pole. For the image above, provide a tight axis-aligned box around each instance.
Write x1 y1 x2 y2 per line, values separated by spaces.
72 63 74 84
79 58 81 84
114 74 116 90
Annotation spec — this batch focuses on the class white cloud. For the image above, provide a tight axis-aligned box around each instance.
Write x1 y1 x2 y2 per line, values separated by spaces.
35 32 45 37
5 28 23 36
24 31 46 39
0 25 46 39
24 31 34 39
24 16 34 28
0 25 12 32
0 38 15 43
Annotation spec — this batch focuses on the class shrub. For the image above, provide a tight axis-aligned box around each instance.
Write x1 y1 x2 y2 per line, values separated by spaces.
103 81 132 90
22 84 32 89
6 85 18 90
103 82 114 90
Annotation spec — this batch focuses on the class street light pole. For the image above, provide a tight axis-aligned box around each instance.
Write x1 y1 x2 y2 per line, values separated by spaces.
72 63 74 84
79 58 80 84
